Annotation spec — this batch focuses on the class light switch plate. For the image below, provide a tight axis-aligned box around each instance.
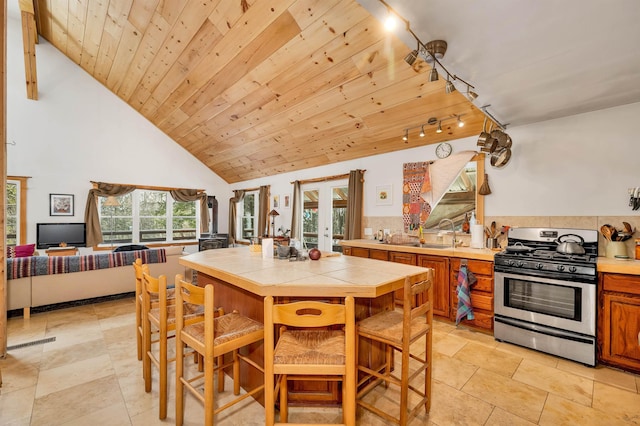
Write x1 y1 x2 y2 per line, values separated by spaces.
364 228 373 235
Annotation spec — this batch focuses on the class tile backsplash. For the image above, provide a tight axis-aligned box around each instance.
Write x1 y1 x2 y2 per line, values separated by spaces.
363 216 640 258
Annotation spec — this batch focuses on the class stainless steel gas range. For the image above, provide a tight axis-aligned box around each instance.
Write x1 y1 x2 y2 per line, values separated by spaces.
493 227 598 366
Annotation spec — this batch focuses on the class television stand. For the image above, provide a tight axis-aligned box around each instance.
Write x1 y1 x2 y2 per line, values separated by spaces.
45 247 78 257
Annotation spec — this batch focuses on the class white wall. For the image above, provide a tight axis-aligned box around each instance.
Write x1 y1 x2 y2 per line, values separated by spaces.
6 11 231 243
235 101 640 228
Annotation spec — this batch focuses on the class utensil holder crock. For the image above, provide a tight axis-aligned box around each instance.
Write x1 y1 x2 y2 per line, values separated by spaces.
605 241 628 259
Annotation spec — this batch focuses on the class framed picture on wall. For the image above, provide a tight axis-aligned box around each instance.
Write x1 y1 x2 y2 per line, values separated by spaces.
375 185 392 206
273 195 280 209
50 193 74 216
284 194 291 208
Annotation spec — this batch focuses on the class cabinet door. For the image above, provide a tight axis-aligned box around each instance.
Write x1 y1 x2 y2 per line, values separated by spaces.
418 255 449 317
349 247 370 258
389 252 417 305
602 292 640 372
369 249 389 261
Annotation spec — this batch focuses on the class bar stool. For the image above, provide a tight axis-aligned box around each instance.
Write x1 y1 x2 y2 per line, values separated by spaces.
355 270 433 425
133 258 175 361
264 296 356 426
141 271 202 419
175 276 265 426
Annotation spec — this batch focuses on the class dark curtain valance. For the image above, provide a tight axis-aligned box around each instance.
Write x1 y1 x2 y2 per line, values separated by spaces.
170 189 210 235
84 183 136 247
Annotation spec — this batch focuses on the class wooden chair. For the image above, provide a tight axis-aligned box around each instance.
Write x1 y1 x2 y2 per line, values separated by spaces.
264 296 356 426
355 270 433 425
133 258 175 361
141 271 202 419
175 276 265 426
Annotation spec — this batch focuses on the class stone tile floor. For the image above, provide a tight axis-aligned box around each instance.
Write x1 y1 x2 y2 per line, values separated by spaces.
1 297 639 425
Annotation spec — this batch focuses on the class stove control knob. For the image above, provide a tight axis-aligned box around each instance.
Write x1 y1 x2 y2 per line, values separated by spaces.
516 261 524 267
569 266 577 273
536 263 544 270
557 265 565 272
507 260 515 266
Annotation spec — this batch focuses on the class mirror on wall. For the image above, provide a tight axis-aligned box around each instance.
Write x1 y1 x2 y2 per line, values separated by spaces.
422 156 483 230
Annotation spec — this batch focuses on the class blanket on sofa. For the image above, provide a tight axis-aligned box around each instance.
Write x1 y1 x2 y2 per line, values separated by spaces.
7 248 167 279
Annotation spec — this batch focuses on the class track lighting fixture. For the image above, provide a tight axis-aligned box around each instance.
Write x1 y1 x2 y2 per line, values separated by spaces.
400 115 468 143
419 125 425 137
436 121 443 133
428 65 439 82
445 76 456 94
377 1 479 100
404 49 418 66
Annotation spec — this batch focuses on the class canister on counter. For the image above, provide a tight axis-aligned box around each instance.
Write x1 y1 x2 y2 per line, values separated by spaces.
635 238 640 260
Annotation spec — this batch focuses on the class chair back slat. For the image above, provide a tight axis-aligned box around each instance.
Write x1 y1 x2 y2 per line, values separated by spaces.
272 300 346 327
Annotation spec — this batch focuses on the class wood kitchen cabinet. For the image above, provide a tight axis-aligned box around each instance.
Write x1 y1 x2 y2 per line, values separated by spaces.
389 251 417 305
599 273 640 374
450 258 494 331
418 255 450 317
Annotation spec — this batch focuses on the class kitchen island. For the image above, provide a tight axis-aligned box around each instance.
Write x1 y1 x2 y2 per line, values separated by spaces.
179 246 432 407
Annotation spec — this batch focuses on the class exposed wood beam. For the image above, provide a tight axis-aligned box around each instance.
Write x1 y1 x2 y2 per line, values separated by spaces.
19 0 37 100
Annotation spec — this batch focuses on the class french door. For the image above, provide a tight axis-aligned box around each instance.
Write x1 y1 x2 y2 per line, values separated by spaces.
301 180 348 252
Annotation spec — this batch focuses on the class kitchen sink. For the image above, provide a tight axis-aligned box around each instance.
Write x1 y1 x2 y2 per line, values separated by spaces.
382 241 449 249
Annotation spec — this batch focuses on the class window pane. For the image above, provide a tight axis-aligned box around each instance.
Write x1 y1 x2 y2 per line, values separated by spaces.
6 182 18 245
139 191 166 215
241 194 256 239
101 194 133 244
303 189 319 248
173 200 196 240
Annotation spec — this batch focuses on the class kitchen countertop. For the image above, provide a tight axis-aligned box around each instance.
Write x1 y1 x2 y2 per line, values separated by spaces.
179 246 429 298
340 239 498 261
342 239 640 276
596 257 640 275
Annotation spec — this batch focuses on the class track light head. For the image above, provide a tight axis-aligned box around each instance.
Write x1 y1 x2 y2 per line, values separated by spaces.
466 88 478 101
457 116 464 127
402 129 408 142
436 121 442 133
445 78 456 94
419 126 425 137
428 66 439 82
404 49 419 66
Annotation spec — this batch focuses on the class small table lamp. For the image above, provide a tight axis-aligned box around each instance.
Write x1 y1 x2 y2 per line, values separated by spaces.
104 196 121 247
269 209 279 237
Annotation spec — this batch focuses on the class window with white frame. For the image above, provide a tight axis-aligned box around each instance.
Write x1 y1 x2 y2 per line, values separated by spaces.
6 180 20 245
100 190 198 245
237 191 258 241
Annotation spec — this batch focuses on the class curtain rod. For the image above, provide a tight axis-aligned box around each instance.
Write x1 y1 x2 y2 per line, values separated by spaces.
231 186 261 192
90 181 205 193
290 170 366 185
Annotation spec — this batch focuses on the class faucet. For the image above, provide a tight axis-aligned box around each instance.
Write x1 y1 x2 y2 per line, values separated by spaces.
438 218 456 249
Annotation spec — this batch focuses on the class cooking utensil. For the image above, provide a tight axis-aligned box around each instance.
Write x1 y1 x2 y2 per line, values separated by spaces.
600 225 612 241
623 222 633 234
478 173 492 195
505 242 534 253
490 221 497 238
477 117 490 147
490 147 511 168
555 233 586 255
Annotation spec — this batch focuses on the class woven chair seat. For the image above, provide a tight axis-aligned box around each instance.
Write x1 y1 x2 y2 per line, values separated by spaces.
149 302 203 326
358 310 429 346
274 329 346 366
183 312 263 346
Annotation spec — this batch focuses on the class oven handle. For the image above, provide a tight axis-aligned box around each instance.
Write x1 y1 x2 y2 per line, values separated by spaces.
494 316 595 344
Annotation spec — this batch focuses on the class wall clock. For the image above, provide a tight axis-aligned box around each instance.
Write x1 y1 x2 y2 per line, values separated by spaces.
436 142 452 159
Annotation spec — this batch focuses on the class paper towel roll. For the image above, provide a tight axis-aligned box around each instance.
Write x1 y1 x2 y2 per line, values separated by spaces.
262 238 274 258
471 224 484 249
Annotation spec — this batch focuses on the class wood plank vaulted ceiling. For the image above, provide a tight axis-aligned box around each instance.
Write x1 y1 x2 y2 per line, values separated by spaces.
32 0 490 183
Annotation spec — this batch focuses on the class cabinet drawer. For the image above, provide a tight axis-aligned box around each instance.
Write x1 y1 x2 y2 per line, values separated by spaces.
450 306 494 330
389 252 417 265
451 258 493 276
451 273 493 292
602 274 640 296
350 247 370 258
370 249 389 261
452 289 494 311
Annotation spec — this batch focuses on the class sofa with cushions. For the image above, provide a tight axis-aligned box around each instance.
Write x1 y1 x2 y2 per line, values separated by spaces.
6 246 186 317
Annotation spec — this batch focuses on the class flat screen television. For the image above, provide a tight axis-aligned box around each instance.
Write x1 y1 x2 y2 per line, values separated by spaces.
36 223 87 249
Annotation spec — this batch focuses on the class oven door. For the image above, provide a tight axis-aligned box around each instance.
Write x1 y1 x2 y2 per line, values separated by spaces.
495 271 596 336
